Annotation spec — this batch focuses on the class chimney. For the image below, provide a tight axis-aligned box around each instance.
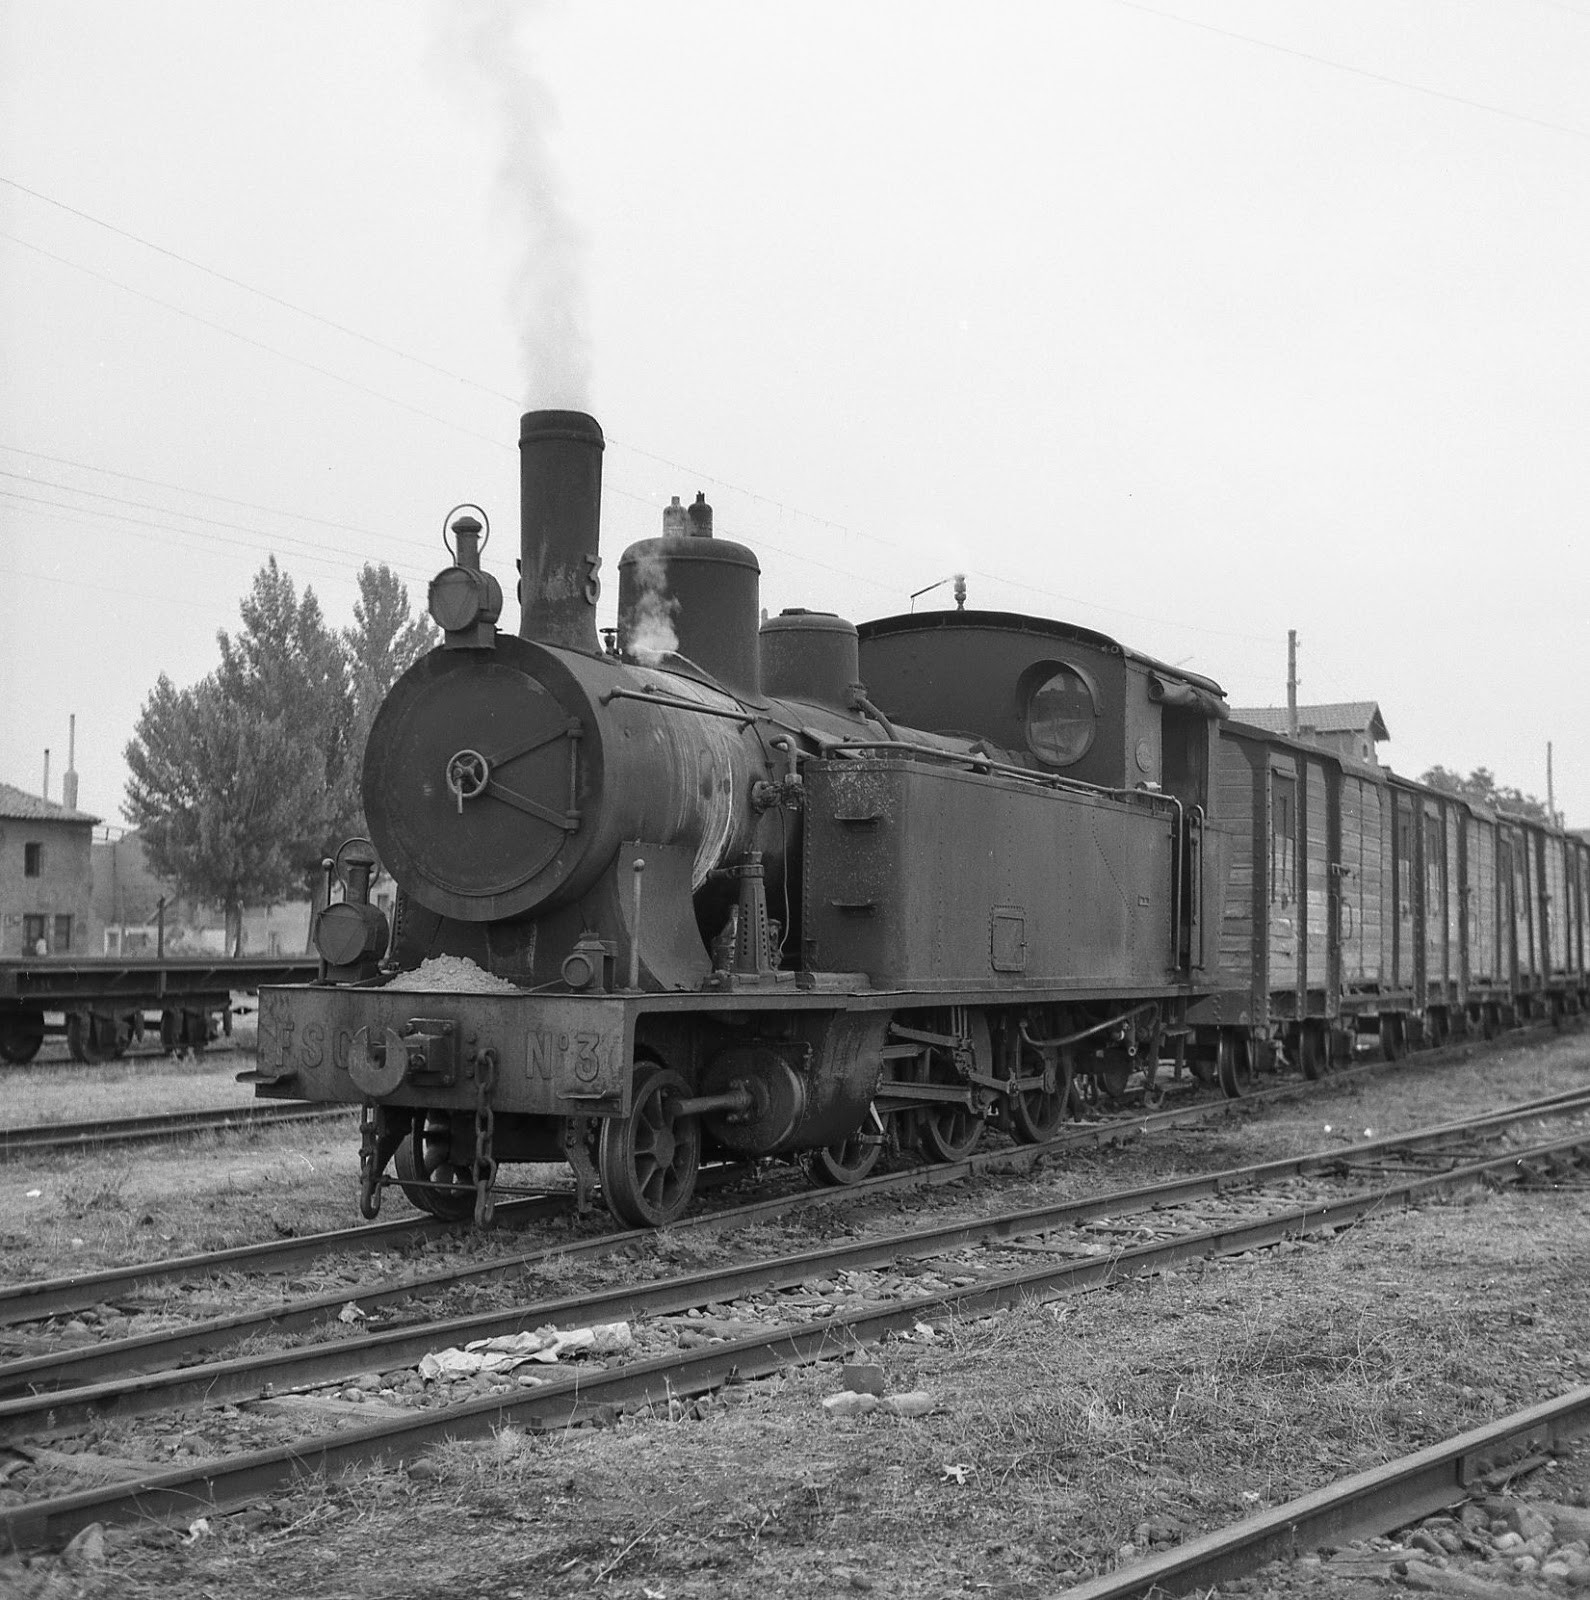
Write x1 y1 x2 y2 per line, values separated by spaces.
518 410 605 653
63 715 79 812
42 749 50 802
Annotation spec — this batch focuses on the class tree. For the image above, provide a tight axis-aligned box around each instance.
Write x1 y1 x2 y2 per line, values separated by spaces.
1420 764 1552 823
340 564 437 837
124 676 328 952
216 558 354 876
124 558 439 946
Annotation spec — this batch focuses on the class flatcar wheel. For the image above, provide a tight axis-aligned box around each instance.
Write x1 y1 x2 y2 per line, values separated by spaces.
1217 1032 1254 1098
804 1127 882 1187
394 1112 477 1221
599 1065 701 1228
1298 1025 1325 1081
1008 1045 1072 1144
66 1011 117 1065
0 1008 45 1065
1378 1016 1403 1062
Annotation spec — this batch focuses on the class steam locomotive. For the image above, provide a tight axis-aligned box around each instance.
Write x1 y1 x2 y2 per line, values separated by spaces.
248 410 1590 1227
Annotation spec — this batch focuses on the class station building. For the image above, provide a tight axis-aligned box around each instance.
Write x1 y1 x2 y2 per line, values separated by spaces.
0 781 101 956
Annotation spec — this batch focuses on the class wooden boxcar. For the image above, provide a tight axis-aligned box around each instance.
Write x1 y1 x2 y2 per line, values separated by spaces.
1189 720 1589 1076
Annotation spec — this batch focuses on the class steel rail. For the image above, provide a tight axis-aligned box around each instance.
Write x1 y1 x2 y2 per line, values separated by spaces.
3 1126 1587 1553
4 1104 1587 1438
1058 1387 1590 1598
0 1194 574 1329
8 1084 1589 1401
0 1103 355 1159
0 1048 1583 1345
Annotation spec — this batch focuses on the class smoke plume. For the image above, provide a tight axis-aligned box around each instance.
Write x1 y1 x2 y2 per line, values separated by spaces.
434 1 592 408
624 547 678 665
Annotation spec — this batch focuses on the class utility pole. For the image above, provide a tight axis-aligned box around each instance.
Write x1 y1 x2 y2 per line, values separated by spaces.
1286 630 1299 738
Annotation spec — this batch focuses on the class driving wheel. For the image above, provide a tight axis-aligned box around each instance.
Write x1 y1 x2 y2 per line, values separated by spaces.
599 1064 701 1227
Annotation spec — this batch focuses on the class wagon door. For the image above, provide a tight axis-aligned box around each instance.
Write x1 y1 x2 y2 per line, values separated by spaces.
1423 800 1449 1007
1544 833 1568 978
1468 817 1497 987
1268 763 1300 1001
1303 759 1329 1003
1337 771 1382 990
1393 793 1417 993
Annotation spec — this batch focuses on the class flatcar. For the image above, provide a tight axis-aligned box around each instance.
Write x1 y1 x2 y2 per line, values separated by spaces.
0 954 320 1064
249 408 1590 1227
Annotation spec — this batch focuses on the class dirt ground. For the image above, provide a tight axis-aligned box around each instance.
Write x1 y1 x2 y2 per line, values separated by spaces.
2 1034 1588 1599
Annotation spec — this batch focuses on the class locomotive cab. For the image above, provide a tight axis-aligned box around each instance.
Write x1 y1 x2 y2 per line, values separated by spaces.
855 611 1229 973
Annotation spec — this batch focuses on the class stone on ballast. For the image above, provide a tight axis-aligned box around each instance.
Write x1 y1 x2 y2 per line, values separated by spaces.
1500 1500 1555 1543
1541 1504 1590 1544
1409 1530 1446 1558
841 1363 886 1397
61 1523 105 1570
1492 1530 1524 1552
823 1391 879 1418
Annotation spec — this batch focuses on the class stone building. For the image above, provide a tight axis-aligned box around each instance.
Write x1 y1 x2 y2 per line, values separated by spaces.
1228 701 1390 766
0 781 101 957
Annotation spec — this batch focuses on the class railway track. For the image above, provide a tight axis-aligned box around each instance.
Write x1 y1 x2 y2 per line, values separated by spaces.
0 1036 1497 1331
0 1101 355 1159
1064 1385 1590 1598
1 1088 1587 1553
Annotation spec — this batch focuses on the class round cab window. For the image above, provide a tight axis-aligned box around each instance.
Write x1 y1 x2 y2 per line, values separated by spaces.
1026 664 1098 767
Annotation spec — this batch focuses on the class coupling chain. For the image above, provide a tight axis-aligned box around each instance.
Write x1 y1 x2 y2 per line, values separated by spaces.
473 1048 498 1227
358 1101 383 1219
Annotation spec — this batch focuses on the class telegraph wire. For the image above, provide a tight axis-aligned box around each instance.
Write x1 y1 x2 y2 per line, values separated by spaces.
0 443 413 547
1104 0 1590 143
1 184 1282 643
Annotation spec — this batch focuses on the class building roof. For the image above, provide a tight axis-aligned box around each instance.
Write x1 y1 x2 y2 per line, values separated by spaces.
1228 701 1390 742
0 781 102 825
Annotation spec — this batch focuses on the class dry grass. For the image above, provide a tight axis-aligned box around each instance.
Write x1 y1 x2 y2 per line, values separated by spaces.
8 1175 1586 1600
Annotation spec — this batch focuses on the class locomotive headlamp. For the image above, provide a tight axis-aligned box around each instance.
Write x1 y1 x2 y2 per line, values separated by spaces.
313 838 391 976
429 506 502 646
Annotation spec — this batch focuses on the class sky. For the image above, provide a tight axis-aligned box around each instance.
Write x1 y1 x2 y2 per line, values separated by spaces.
2 0 1587 829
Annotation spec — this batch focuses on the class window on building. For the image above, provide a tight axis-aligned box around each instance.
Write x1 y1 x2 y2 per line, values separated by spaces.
24 842 42 877
53 915 72 953
23 914 45 955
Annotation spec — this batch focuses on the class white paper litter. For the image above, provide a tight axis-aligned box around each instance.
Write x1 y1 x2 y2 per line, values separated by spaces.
418 1322 632 1381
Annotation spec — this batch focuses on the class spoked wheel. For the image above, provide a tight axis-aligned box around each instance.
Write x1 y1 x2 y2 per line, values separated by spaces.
66 1010 121 1064
1217 1032 1255 1098
599 1064 701 1227
0 1008 45 1065
804 1121 883 1186
1298 1024 1326 1081
1007 1044 1073 1144
905 1008 989 1163
394 1110 477 1221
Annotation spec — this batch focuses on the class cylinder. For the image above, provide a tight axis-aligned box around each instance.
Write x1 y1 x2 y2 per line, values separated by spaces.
617 536 762 699
759 610 860 711
519 410 604 653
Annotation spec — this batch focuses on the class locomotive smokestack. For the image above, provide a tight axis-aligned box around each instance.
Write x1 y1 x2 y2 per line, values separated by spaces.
519 409 605 652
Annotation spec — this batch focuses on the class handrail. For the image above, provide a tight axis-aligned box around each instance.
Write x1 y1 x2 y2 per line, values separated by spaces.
819 740 1180 811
